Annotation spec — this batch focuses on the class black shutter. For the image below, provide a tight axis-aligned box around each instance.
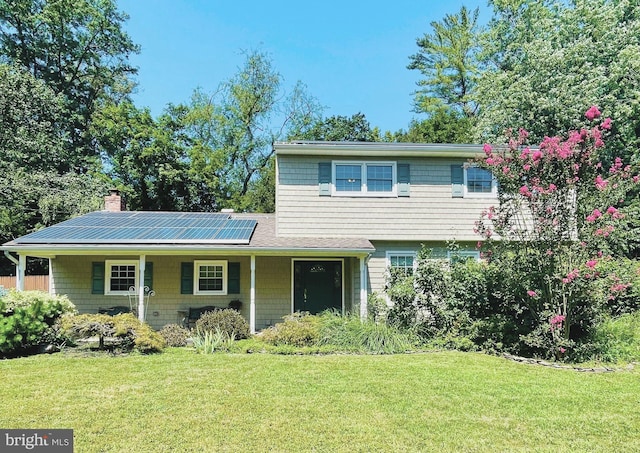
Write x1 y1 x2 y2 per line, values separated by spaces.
91 262 105 294
451 164 464 198
318 162 331 196
228 262 240 294
180 262 193 294
144 262 153 290
397 163 410 197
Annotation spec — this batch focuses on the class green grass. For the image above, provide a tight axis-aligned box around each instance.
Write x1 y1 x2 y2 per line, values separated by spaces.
1 349 639 452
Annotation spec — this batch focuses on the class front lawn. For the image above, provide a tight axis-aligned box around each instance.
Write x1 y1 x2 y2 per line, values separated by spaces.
1 349 638 452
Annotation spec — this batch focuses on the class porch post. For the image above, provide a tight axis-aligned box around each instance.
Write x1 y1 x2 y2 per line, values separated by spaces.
359 255 368 320
138 255 146 322
17 254 26 291
250 255 256 333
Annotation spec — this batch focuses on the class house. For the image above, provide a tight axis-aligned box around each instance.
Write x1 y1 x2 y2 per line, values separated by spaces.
1 141 497 332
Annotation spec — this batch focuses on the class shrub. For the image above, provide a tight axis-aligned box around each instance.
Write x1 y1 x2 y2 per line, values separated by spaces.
192 329 235 354
61 313 165 353
260 312 321 347
0 290 76 356
159 323 191 347
592 312 640 362
195 309 250 340
318 312 418 354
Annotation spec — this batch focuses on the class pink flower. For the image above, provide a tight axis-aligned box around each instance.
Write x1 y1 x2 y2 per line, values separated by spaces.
601 117 612 130
559 347 566 354
527 290 537 297
551 315 566 325
595 175 608 190
532 150 543 161
548 183 557 192
519 185 531 197
586 260 598 269
585 106 602 121
483 144 493 155
523 164 531 171
502 166 510 174
586 209 602 223
486 158 495 165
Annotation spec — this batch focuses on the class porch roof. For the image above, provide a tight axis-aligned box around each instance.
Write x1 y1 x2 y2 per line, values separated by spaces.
1 212 374 257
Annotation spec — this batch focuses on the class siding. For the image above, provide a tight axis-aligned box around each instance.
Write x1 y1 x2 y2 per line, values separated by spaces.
276 155 494 241
50 254 359 331
367 240 477 295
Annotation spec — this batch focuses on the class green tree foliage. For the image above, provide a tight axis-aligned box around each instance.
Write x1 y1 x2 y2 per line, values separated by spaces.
476 0 640 160
185 50 321 212
294 112 381 142
0 0 139 169
93 101 196 211
408 6 482 118
0 64 108 245
390 109 473 143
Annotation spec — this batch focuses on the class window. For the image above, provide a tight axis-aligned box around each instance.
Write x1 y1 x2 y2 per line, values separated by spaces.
105 260 137 295
464 165 497 197
332 161 396 196
447 250 480 264
387 252 416 277
194 260 227 295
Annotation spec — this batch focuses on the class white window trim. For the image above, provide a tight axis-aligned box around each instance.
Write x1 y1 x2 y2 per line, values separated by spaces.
386 251 417 274
463 164 497 198
332 161 397 197
194 260 228 295
447 250 481 262
105 260 138 296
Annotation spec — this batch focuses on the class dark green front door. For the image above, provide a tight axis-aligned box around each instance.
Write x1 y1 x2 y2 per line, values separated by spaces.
294 261 342 314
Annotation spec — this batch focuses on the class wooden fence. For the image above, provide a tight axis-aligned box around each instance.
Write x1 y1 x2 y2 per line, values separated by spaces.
0 275 49 291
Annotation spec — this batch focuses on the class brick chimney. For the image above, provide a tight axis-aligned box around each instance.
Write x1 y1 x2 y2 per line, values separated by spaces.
104 189 125 212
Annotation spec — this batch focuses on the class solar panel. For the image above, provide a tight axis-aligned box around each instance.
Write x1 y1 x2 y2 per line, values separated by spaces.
14 211 257 245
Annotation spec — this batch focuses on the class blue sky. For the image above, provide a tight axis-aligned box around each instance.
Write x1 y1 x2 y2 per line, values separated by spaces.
118 1 490 133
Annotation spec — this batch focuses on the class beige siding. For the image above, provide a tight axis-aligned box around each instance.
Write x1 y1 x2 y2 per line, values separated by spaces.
52 255 287 330
50 254 358 331
276 155 494 241
367 241 477 295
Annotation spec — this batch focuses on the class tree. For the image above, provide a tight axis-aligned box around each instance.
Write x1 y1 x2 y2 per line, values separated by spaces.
294 113 381 142
390 109 473 143
408 6 483 118
0 0 139 170
475 0 640 161
475 108 640 359
93 101 196 211
0 64 107 246
185 50 322 212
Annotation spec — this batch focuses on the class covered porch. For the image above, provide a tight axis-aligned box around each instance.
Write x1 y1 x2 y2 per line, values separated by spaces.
1 212 374 332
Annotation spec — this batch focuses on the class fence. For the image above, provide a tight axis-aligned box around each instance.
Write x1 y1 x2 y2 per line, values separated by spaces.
0 275 49 291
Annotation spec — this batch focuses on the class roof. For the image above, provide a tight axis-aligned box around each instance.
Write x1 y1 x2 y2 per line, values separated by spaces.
2 211 374 257
274 141 486 158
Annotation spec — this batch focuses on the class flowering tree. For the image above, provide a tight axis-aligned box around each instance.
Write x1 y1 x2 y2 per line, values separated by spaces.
475 107 640 358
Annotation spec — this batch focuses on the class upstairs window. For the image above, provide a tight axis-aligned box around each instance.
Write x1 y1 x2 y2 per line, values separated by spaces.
464 165 497 197
332 161 396 196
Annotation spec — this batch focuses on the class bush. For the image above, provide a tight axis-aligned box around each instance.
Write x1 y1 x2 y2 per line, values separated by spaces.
592 312 640 362
260 312 321 347
195 309 250 340
159 323 191 347
0 290 76 356
317 312 418 354
61 313 165 353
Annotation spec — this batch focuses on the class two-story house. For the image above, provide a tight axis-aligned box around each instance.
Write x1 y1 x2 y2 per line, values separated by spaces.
1 141 496 331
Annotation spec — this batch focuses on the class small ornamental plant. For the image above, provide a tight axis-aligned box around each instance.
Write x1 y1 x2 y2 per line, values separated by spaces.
475 107 640 359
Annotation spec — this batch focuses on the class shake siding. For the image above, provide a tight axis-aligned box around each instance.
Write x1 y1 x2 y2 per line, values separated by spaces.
51 255 291 330
277 155 493 241
367 241 477 294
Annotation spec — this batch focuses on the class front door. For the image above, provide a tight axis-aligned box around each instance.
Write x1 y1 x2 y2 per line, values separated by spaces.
293 260 343 314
